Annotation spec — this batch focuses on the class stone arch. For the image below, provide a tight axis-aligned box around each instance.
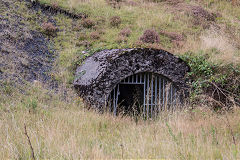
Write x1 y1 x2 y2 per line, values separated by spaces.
74 48 190 110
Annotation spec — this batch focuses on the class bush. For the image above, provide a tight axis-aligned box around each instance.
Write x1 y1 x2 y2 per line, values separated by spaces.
115 35 127 43
78 32 88 41
139 29 160 43
180 51 240 107
81 18 95 28
119 28 131 37
42 22 57 36
51 1 59 10
106 0 123 8
76 40 91 48
110 16 122 27
90 31 100 40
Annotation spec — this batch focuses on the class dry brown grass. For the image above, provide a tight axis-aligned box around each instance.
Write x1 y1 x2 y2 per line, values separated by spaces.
0 84 240 159
200 26 240 64
1 0 240 159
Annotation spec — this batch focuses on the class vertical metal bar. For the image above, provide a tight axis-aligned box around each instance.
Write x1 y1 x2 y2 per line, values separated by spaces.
171 84 173 105
174 87 177 105
114 84 119 116
151 73 154 118
109 93 111 112
166 82 169 111
173 87 176 110
170 84 173 108
154 76 158 118
162 78 165 111
140 74 142 83
143 73 146 117
136 74 138 83
104 95 106 113
158 76 161 112
147 73 149 119
113 88 116 113
128 76 130 83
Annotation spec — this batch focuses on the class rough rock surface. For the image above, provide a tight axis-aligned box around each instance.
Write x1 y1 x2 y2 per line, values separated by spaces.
74 48 190 109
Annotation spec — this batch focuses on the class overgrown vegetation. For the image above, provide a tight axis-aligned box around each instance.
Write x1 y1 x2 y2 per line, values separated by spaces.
181 51 240 107
0 84 240 159
0 0 240 159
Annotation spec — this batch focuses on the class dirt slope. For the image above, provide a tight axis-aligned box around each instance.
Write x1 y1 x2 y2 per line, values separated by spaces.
0 0 57 87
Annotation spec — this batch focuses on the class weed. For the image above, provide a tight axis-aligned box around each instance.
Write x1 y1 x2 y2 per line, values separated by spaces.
119 28 131 37
76 40 91 48
78 32 88 41
81 18 95 28
166 122 179 145
42 22 57 36
106 0 123 8
139 29 160 44
51 1 59 10
115 35 127 43
90 31 100 40
1 81 14 96
109 16 122 27
211 125 218 145
180 51 240 106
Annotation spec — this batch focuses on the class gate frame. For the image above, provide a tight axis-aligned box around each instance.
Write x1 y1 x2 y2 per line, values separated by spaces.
109 72 179 118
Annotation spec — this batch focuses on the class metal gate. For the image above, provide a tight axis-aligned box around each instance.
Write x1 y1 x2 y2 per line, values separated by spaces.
108 72 180 118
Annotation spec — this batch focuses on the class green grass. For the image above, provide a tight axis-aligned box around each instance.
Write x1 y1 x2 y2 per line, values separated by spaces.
41 0 240 92
1 0 240 159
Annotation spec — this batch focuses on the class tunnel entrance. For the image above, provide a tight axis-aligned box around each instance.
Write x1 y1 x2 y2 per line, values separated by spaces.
108 72 180 118
117 84 144 115
74 48 190 117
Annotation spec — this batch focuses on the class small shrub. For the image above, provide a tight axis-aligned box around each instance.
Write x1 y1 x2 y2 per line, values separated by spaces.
26 98 38 113
90 31 100 40
134 40 145 48
78 32 88 41
119 28 131 37
110 16 122 27
115 35 127 43
180 51 240 106
1 81 14 96
81 18 95 28
42 22 57 36
125 0 138 6
146 43 162 49
98 29 105 35
76 40 91 48
139 29 160 43
106 0 123 8
51 1 59 10
96 16 106 25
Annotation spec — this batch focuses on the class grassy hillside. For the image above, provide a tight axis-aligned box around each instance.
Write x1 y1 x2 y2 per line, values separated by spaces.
1 84 240 159
0 0 240 159
37 0 240 102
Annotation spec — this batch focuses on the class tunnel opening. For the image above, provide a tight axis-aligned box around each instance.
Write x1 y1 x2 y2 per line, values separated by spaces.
108 72 180 118
117 84 144 115
74 48 190 117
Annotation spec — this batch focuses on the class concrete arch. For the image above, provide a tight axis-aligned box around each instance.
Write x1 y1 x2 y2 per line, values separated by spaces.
74 48 190 109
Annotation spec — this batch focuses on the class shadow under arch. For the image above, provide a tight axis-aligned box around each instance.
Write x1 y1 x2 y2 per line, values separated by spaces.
107 72 181 118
